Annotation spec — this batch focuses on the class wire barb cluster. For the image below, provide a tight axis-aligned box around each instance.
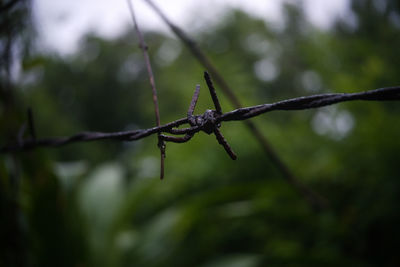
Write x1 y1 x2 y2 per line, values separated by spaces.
160 72 237 160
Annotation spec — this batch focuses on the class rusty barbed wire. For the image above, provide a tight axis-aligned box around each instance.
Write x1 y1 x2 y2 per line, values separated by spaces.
2 81 399 154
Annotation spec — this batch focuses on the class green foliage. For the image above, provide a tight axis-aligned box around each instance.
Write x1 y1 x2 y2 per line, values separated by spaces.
2 0 400 266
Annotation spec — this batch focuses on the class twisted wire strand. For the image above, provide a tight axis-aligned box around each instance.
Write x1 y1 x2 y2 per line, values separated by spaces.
2 86 399 153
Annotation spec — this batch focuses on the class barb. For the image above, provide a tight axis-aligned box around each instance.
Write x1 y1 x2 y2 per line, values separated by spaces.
162 79 236 159
142 0 327 210
204 72 222 114
126 0 165 179
2 85 398 151
213 128 237 160
188 84 200 119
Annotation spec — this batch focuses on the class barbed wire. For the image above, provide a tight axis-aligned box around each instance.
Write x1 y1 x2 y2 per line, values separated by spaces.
2 79 399 154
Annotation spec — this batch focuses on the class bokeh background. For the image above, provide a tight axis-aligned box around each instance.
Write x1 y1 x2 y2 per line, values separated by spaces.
1 0 400 266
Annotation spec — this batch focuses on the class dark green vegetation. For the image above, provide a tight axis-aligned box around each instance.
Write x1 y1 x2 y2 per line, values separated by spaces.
1 0 400 266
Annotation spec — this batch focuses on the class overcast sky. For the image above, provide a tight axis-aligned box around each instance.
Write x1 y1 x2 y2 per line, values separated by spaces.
32 0 351 55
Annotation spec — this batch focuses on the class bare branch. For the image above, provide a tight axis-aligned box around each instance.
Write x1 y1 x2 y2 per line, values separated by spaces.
126 0 165 178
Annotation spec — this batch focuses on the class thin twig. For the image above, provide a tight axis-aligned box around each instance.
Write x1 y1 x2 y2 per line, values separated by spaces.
142 0 327 210
126 0 165 179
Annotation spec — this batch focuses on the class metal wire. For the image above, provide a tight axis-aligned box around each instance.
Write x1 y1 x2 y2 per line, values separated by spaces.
2 85 399 154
